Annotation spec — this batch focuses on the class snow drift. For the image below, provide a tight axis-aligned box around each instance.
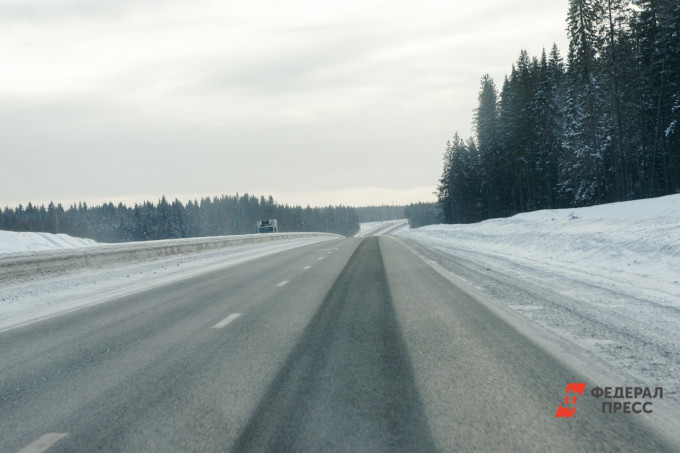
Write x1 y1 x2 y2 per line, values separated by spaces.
398 194 680 311
0 230 97 253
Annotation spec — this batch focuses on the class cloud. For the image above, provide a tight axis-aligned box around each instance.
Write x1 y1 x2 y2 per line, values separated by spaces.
0 0 186 22
0 0 571 207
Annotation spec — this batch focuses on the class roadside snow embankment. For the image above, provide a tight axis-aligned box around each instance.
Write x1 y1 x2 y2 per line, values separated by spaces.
397 194 680 442
0 230 97 253
401 196 680 310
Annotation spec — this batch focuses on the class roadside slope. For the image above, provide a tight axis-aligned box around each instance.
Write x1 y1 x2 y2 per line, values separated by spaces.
0 230 97 253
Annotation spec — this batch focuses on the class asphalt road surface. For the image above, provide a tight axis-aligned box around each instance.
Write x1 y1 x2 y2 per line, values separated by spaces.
0 237 675 452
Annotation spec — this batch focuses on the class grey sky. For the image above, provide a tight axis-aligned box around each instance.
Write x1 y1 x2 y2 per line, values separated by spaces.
1 0 569 208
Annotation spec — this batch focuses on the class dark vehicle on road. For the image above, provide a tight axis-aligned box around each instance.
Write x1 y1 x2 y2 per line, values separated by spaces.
257 219 278 233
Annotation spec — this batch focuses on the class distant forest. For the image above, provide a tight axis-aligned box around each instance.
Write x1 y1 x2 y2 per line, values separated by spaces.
355 205 406 222
354 203 442 228
0 194 360 242
439 0 680 223
404 202 441 228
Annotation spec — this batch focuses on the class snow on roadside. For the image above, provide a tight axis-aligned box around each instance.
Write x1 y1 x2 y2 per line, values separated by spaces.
398 194 680 313
0 230 98 253
397 194 680 442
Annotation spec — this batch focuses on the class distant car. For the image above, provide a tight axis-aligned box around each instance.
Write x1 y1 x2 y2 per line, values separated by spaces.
256 219 278 233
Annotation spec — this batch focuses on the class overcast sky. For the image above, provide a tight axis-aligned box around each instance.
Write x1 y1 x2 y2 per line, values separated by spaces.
1 0 569 208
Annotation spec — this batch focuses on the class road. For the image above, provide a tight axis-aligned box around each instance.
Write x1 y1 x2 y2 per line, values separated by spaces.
0 237 675 452
354 219 408 237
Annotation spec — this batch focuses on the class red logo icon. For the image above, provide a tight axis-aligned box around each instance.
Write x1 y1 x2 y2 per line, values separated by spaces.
555 383 587 417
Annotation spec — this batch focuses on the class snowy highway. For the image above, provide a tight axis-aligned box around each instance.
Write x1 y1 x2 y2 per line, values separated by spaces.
1 235 676 452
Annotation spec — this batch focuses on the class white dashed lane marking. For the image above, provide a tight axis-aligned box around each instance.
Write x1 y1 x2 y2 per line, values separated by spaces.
276 280 289 287
17 433 68 453
212 313 242 329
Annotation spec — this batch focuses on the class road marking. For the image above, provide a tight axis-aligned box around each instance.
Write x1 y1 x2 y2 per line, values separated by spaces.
17 433 68 453
318 257 324 261
327 251 333 254
303 266 311 270
212 313 242 329
276 280 289 287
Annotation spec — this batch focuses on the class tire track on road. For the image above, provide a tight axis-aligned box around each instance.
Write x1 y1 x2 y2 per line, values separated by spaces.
232 237 435 452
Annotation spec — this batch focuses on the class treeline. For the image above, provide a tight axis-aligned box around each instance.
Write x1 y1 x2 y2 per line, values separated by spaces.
404 202 441 228
0 194 360 242
355 205 406 222
439 0 680 223
355 203 443 229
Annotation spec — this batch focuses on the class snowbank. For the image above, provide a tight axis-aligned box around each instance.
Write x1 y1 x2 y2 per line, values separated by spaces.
397 194 680 441
0 230 97 253
398 194 680 311
520 193 680 220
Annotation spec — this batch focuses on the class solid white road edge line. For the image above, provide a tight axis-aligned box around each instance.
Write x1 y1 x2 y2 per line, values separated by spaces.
17 433 68 453
212 313 242 329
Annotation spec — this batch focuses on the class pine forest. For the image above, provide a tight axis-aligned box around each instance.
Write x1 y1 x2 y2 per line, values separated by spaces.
438 0 680 223
0 195 360 241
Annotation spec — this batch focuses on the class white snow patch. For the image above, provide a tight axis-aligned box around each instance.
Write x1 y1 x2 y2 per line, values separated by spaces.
517 193 680 220
0 230 98 253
